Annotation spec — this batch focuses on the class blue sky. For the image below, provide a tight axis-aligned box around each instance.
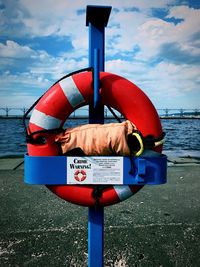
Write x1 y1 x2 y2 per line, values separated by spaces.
0 0 199 110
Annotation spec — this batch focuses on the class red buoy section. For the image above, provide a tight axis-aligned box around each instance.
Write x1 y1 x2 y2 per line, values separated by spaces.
27 71 163 207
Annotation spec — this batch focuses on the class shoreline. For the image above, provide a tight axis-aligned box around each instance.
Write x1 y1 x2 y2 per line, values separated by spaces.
0 150 200 159
0 153 199 171
0 115 200 120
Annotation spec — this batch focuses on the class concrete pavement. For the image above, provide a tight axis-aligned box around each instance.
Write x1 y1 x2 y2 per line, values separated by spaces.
0 157 200 266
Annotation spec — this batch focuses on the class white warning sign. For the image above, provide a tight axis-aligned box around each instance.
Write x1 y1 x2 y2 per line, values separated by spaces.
67 157 123 184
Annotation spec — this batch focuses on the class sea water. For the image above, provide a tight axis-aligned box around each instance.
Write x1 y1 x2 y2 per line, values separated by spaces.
0 118 199 158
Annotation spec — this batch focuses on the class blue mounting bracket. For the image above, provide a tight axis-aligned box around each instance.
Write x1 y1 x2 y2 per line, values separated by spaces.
24 154 167 185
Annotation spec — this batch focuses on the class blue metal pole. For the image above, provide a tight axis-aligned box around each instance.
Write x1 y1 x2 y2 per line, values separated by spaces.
88 207 104 267
86 5 112 267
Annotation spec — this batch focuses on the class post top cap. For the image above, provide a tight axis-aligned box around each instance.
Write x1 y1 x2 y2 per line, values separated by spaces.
86 5 112 27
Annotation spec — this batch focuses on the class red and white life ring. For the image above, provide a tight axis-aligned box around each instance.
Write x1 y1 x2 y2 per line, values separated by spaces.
27 71 163 207
74 170 87 182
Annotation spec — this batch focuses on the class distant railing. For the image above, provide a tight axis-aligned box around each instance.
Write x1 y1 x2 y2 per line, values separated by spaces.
0 107 28 117
0 107 200 119
157 108 200 118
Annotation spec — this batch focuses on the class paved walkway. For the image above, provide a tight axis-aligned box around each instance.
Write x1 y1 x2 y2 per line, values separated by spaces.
0 158 200 266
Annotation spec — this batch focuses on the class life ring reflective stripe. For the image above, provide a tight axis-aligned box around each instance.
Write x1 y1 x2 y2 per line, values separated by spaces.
28 71 163 207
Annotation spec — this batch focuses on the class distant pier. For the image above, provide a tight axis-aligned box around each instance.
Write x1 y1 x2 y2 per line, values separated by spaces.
0 107 200 119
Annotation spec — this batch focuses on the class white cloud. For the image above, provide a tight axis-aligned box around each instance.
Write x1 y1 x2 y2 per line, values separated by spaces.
107 9 148 53
134 5 200 61
0 1 199 109
3 1 198 63
106 58 200 108
0 40 36 58
0 38 88 78
0 71 49 91
0 39 89 108
0 94 38 109
1 0 176 41
167 5 199 20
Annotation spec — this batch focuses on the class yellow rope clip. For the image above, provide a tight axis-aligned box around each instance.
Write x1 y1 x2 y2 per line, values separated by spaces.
131 132 144 156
